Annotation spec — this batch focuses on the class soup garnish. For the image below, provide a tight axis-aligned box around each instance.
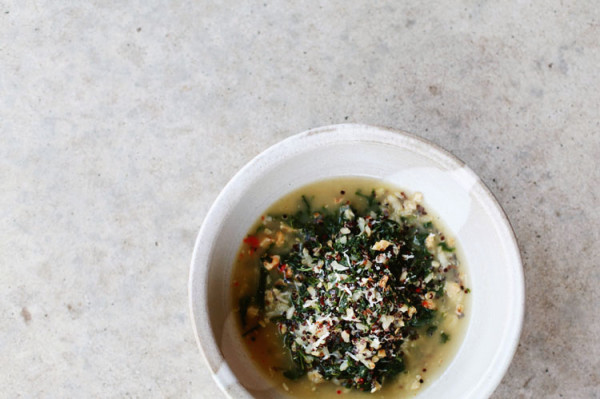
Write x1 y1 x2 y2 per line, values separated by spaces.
233 182 469 396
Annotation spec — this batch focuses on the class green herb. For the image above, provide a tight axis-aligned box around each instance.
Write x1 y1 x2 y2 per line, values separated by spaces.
438 241 455 252
355 189 378 210
256 266 267 310
409 308 436 328
283 367 306 380
301 195 312 214
440 332 450 343
426 325 438 336
239 295 251 327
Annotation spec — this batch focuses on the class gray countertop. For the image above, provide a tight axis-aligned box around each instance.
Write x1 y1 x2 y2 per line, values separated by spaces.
2 1 598 398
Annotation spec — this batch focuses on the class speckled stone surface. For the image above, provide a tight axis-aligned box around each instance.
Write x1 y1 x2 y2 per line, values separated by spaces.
1 1 598 398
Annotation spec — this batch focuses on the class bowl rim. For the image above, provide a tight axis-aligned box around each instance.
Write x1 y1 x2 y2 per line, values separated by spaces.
189 123 525 398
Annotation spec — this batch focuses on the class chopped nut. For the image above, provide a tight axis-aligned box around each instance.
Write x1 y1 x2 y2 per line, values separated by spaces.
425 233 436 251
286 306 295 320
445 282 463 299
307 370 324 384
375 253 388 264
263 255 280 270
259 237 273 248
380 315 394 330
343 208 355 220
340 360 349 371
265 290 274 304
341 330 350 343
372 239 393 251
371 381 382 393
378 275 389 289
279 223 294 233
386 194 403 212
275 231 285 246
285 266 294 279
403 199 417 212
408 306 417 318
247 305 259 318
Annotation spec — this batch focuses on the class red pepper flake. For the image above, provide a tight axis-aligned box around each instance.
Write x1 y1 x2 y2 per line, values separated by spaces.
415 288 421 293
243 235 260 249
261 215 265 221
337 390 342 394
233 281 239 287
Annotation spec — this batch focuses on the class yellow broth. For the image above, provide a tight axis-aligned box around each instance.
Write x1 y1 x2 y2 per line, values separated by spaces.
230 177 470 398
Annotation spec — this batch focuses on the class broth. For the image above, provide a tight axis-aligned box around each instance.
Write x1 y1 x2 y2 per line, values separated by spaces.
231 177 470 398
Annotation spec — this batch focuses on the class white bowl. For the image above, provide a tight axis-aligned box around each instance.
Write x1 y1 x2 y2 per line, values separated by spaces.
189 124 524 399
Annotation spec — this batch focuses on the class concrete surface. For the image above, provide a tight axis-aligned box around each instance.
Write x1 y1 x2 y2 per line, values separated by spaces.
1 1 598 398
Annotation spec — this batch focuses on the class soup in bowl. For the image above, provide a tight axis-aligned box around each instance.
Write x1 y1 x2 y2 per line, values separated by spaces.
189 124 524 399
